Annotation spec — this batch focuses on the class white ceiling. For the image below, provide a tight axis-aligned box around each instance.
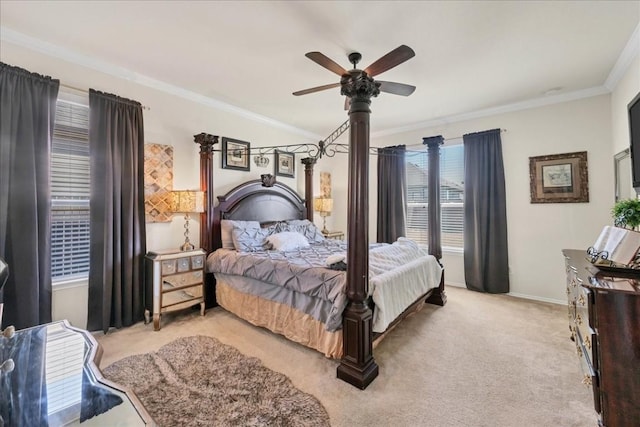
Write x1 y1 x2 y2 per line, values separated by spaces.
1 1 639 140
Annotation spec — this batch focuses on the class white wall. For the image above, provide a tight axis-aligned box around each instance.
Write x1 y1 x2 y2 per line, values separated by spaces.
322 95 614 303
1 42 314 329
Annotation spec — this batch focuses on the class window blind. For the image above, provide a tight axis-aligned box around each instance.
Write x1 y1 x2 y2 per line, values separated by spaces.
406 150 429 244
405 143 464 250
440 144 464 249
51 100 90 281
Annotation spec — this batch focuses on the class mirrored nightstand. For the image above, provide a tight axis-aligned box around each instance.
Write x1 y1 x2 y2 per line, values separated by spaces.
144 248 206 331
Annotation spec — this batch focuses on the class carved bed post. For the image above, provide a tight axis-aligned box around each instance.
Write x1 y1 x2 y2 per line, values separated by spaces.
424 136 447 306
302 157 316 221
194 133 218 254
336 72 380 389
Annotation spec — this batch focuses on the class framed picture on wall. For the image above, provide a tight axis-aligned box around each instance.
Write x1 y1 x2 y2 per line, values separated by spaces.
222 137 250 171
529 151 589 203
275 150 295 178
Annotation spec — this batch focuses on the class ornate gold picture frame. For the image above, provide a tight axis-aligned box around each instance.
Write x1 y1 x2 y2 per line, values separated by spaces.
529 151 589 203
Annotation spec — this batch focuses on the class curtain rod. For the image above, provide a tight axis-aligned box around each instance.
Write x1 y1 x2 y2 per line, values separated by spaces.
60 83 150 110
403 128 507 148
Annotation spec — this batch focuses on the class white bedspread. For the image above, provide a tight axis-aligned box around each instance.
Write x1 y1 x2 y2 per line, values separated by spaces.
368 238 443 332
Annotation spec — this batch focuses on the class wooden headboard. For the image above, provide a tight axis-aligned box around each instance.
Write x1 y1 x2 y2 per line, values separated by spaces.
211 179 307 252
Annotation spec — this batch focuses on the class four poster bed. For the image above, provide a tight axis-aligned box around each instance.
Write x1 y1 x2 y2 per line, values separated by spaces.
195 134 447 389
193 45 446 389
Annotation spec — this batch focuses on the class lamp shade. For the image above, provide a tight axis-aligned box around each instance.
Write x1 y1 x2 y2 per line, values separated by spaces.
313 197 333 214
171 190 205 213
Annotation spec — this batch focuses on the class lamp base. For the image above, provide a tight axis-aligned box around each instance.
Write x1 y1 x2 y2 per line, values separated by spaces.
180 241 195 251
321 216 329 234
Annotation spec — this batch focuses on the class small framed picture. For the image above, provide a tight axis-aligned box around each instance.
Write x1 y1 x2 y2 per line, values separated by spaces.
222 137 250 171
529 151 589 203
275 150 295 178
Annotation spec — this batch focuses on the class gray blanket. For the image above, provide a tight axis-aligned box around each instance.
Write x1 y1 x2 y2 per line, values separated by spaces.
206 239 437 332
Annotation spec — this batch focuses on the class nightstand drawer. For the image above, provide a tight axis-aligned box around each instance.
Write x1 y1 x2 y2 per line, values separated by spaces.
163 271 203 288
161 284 203 309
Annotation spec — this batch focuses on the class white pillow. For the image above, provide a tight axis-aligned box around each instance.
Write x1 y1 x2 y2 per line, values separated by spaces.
220 220 260 249
265 231 310 252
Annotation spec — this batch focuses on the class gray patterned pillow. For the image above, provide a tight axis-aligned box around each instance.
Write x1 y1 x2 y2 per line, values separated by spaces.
221 220 260 249
284 219 325 243
231 226 273 252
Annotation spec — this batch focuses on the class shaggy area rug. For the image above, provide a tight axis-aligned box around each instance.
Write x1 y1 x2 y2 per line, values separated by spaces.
102 335 330 426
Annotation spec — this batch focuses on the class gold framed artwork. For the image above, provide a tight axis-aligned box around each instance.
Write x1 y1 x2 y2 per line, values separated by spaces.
222 137 250 171
529 151 589 203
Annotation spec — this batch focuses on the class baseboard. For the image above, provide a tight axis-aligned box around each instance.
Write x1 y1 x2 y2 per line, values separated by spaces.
445 282 566 306
507 292 566 306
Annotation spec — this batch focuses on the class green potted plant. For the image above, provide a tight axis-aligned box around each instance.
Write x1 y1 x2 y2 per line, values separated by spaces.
612 198 640 230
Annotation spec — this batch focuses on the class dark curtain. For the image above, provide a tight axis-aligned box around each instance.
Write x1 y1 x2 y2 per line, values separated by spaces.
0 63 59 329
87 89 146 333
377 145 407 243
463 129 509 293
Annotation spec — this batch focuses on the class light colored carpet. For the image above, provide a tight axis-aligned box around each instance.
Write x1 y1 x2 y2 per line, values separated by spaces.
102 335 330 426
95 286 595 427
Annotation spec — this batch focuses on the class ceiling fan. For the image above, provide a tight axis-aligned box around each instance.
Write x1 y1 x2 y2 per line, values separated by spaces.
293 45 416 108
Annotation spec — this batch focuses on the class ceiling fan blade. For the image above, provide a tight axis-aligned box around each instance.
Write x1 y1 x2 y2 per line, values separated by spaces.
305 52 347 76
293 82 341 96
378 81 416 96
364 45 415 77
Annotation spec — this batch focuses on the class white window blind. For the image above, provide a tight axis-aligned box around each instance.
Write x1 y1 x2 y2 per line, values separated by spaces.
51 99 90 281
440 144 464 249
406 150 429 244
405 142 464 250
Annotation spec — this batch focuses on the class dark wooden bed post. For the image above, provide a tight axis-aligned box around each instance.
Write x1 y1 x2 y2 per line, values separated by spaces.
424 136 447 306
301 157 316 221
195 133 219 309
194 133 219 254
336 73 380 389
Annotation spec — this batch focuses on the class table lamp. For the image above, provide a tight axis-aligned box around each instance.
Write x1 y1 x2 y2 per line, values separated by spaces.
313 197 333 234
171 190 205 251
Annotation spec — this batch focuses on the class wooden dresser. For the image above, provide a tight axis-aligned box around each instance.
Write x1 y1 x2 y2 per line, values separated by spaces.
563 249 640 427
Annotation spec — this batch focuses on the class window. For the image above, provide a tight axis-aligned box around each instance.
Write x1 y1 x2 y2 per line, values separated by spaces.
51 97 90 282
405 141 464 251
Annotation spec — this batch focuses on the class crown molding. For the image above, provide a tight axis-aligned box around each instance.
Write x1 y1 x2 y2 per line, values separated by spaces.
605 22 640 90
3 23 635 141
0 27 322 141
372 86 610 138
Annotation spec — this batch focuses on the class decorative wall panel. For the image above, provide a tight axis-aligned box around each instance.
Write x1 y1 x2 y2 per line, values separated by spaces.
144 143 174 223
320 172 332 198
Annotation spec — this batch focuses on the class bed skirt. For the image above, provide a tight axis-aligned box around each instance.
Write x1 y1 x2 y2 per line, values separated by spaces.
215 280 344 358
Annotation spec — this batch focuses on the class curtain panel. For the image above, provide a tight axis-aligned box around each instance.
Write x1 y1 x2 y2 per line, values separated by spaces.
463 129 509 293
377 145 407 243
87 90 146 333
0 62 59 329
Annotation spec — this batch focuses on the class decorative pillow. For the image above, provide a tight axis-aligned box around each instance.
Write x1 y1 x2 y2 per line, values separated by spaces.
220 220 260 249
265 231 310 252
284 219 325 243
231 226 273 252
